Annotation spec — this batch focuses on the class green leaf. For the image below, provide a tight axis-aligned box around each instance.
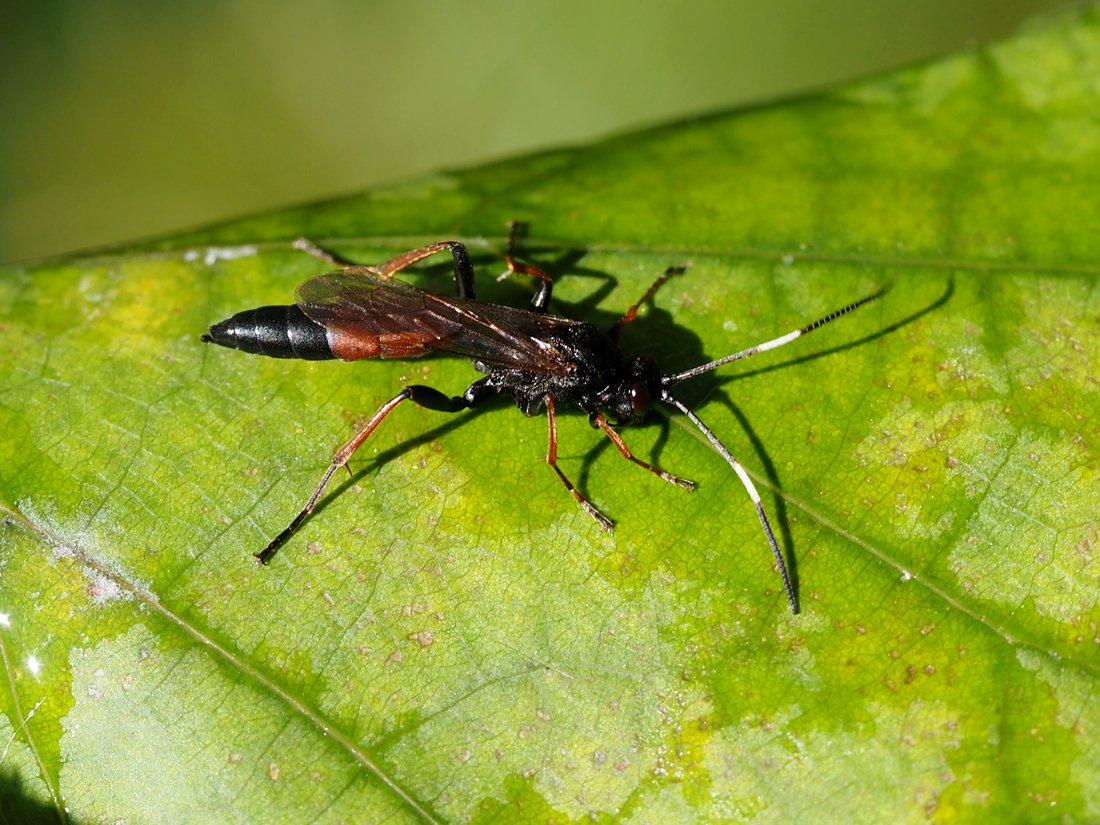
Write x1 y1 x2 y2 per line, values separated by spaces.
2 6 1098 823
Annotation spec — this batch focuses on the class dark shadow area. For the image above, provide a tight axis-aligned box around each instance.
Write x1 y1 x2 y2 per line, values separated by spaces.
573 269 700 494
273 236 616 535
420 247 620 320
722 396 800 601
0 769 69 825
294 242 688 552
663 278 954 606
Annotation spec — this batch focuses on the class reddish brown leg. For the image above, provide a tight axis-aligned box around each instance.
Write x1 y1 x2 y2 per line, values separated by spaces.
372 242 470 279
292 237 478 299
610 266 685 340
255 390 413 563
293 237 357 267
590 412 695 490
256 383 476 563
498 221 553 311
545 394 613 531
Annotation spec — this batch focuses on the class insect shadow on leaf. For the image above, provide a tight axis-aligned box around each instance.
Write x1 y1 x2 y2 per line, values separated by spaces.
203 223 889 613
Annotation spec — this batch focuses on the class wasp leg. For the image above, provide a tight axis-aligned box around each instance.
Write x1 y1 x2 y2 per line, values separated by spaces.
609 266 685 341
292 237 478 299
544 394 613 531
589 412 694 490
373 242 478 299
292 237 359 267
256 379 498 564
497 221 554 312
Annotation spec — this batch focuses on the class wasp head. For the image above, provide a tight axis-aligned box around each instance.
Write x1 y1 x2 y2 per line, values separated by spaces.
608 355 663 424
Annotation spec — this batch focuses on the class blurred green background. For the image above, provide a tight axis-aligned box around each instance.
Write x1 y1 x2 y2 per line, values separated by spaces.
0 0 1072 264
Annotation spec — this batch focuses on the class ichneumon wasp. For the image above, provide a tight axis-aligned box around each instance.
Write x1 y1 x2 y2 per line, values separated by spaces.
203 224 886 613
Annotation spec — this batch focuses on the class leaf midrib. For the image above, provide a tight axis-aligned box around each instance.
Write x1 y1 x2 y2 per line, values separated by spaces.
0 503 442 825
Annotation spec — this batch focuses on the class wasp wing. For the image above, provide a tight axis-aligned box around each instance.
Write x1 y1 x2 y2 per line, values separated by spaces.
296 268 577 374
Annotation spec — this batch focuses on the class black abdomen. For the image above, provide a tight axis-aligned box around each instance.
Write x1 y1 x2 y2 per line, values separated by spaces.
202 305 335 360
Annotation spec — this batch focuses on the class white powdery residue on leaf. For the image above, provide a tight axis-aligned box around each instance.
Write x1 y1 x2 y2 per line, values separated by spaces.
948 429 1099 623
196 245 259 267
677 699 964 822
14 498 156 606
1015 647 1100 817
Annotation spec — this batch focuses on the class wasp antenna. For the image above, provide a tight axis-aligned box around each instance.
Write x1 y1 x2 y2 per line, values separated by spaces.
662 392 798 613
664 285 889 385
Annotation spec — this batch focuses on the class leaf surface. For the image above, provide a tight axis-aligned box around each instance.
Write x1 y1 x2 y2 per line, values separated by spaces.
1 7 1098 823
